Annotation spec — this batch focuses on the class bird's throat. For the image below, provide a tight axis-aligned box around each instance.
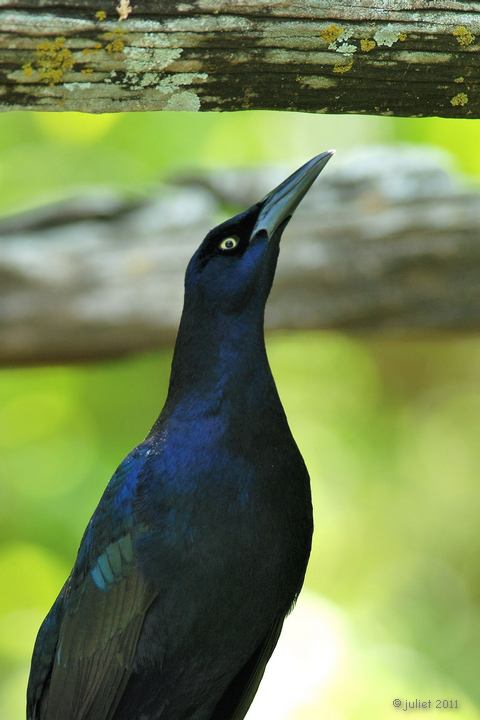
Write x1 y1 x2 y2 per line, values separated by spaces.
163 306 277 421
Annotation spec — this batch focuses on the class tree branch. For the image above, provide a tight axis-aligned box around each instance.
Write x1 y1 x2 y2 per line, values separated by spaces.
1 2 479 116
1 147 479 366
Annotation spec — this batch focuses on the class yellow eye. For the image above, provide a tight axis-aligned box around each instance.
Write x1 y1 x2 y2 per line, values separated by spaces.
218 236 239 251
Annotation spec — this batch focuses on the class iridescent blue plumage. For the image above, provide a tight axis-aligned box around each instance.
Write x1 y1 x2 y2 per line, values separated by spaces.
27 152 334 720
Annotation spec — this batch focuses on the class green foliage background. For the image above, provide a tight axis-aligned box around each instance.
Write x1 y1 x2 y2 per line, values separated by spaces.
0 111 479 718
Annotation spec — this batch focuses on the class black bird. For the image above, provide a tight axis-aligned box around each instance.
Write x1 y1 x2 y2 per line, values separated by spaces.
27 151 334 720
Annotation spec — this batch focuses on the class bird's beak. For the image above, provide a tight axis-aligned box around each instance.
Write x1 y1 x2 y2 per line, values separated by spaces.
251 150 335 241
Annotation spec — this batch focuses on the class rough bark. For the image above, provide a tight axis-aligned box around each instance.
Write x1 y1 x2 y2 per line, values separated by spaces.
0 1 479 116
1 146 479 366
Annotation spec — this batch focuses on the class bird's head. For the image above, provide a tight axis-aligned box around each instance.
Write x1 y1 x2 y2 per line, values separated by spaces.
184 151 335 316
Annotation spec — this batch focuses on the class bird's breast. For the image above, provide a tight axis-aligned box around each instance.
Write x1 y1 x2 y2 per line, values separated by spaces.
138 432 312 621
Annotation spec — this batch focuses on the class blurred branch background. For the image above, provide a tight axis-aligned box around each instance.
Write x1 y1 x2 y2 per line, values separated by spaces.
2 145 480 365
0 110 479 719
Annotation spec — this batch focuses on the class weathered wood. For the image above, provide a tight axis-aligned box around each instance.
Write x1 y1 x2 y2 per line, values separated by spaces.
1 147 479 366
0 1 479 116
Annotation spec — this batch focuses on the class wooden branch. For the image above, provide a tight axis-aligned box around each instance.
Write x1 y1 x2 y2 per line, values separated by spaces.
1 147 479 366
1 2 480 116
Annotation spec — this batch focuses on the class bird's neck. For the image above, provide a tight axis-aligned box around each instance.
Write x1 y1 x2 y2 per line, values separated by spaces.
161 303 280 422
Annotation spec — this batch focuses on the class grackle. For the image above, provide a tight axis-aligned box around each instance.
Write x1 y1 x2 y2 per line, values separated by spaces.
27 151 334 720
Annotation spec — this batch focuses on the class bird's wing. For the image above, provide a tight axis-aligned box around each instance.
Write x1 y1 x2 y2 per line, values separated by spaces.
27 446 157 720
211 616 284 720
27 588 65 720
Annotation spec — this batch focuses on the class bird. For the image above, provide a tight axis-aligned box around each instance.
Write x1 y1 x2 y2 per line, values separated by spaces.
27 150 334 720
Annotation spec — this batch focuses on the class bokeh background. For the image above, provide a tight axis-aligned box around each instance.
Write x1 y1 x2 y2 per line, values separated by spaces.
0 111 479 719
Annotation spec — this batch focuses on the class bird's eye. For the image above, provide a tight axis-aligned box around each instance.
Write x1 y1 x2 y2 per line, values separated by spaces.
218 237 239 252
